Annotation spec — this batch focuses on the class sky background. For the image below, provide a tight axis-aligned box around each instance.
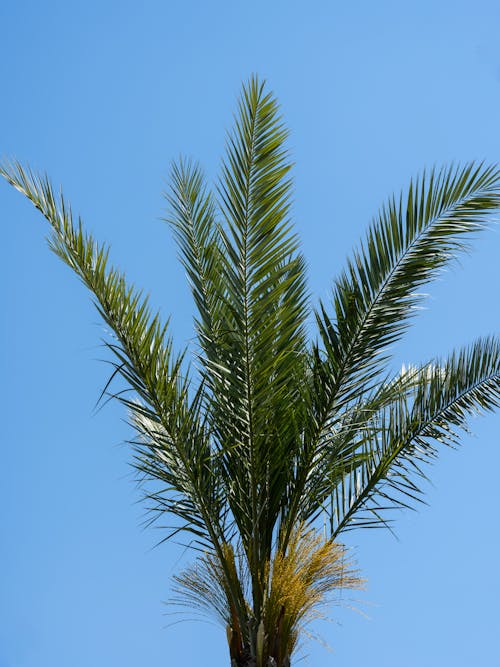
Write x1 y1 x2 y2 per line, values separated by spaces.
1 1 500 666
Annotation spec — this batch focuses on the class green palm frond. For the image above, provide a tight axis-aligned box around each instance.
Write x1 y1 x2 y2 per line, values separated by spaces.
329 336 500 537
280 359 426 541
316 163 500 416
166 158 225 364
167 77 310 600
0 160 224 550
129 388 226 545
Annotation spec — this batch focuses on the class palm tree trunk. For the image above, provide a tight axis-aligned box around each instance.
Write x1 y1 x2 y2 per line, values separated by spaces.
231 657 290 667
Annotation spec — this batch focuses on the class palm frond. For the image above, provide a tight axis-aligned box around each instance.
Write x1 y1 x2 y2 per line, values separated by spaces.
129 391 227 545
280 360 425 543
172 542 250 659
316 163 500 416
198 76 309 588
166 158 226 364
0 160 225 549
330 336 500 536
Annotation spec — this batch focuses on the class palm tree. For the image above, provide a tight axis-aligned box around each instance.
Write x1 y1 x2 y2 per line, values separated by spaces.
2 77 500 667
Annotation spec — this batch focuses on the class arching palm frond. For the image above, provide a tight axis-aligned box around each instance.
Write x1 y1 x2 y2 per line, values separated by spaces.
329 336 500 537
315 163 500 415
0 161 223 551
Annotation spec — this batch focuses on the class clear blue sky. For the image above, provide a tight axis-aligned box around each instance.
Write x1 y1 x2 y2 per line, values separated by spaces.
2 1 500 665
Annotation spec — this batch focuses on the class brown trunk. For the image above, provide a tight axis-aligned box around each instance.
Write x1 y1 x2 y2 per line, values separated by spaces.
227 621 291 667
232 657 290 667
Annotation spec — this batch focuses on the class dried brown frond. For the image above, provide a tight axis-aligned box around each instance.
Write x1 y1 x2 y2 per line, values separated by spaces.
171 543 250 663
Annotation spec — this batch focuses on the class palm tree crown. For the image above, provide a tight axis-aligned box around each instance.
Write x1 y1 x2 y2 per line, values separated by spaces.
3 77 500 667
